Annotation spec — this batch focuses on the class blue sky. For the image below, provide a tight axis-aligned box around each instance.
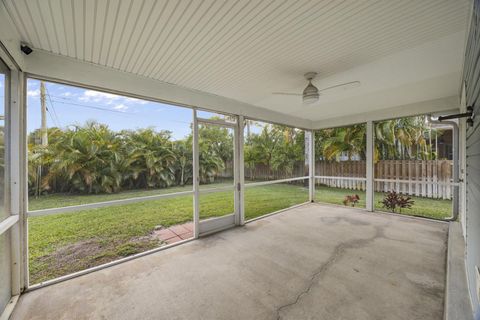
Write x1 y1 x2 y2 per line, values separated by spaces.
27 79 193 140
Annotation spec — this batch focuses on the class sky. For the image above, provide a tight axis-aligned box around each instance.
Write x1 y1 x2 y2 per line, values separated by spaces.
27 79 194 140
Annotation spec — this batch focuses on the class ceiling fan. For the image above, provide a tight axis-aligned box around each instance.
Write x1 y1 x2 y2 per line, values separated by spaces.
272 72 360 105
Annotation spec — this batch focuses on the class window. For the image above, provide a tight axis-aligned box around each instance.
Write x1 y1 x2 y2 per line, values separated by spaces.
244 119 309 221
27 79 195 284
374 116 453 219
314 124 367 208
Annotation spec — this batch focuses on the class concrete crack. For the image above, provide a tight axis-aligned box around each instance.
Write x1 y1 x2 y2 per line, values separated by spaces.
275 225 384 320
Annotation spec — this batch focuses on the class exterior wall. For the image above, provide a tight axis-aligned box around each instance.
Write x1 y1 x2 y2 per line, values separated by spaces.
463 0 480 315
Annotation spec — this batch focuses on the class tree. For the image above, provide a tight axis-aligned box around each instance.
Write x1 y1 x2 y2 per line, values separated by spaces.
314 116 443 162
43 122 128 193
122 128 176 189
243 123 305 179
172 140 192 186
317 125 366 161
198 123 231 183
374 117 433 161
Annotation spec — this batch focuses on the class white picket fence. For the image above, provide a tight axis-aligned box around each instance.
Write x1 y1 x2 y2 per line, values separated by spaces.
222 159 454 199
316 160 453 199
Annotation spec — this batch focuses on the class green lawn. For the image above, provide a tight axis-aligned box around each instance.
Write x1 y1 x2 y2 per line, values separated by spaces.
28 183 308 284
28 183 451 284
315 185 452 219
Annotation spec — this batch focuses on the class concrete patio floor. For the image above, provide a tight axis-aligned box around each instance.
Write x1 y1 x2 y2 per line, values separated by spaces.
12 203 448 320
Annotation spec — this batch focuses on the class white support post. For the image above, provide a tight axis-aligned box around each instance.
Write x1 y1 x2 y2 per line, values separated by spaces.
21 75 29 290
238 116 245 225
192 110 200 238
9 70 23 294
309 130 315 202
366 121 374 211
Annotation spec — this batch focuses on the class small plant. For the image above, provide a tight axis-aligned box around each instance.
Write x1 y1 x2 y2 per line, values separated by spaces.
380 190 414 213
343 194 360 207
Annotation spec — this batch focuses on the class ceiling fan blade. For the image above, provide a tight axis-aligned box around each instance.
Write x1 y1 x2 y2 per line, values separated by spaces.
272 92 302 96
318 81 360 95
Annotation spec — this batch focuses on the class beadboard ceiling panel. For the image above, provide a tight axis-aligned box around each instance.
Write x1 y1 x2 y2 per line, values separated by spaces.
2 0 472 122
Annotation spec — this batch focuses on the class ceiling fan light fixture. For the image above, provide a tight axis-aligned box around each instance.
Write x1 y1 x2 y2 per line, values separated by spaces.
303 81 319 104
272 71 358 105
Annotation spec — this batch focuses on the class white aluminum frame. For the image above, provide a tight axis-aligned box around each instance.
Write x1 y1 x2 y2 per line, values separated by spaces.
241 117 313 222
195 113 240 236
193 109 200 238
20 76 249 289
312 122 371 211
27 191 195 217
0 216 18 235
373 178 460 187
238 116 245 225
312 118 459 221
22 77 200 289
0 51 23 319
13 69 461 293
309 130 315 202
314 176 367 182
366 120 374 211
244 176 309 188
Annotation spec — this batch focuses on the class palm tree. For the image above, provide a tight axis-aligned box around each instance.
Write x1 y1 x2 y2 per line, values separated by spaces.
314 116 436 162
318 125 366 161
375 117 430 160
122 128 177 189
172 140 192 186
43 122 127 193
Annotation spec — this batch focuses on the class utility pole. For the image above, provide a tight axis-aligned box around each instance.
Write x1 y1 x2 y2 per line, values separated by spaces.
36 81 48 198
40 81 48 146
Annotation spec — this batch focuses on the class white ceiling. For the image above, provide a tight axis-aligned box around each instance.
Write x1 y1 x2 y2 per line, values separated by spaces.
2 0 472 123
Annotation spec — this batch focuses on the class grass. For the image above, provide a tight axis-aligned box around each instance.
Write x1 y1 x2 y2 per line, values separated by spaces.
28 183 451 284
315 185 452 219
28 183 308 284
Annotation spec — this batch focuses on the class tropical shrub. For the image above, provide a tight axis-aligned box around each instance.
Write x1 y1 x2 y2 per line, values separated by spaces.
121 128 176 189
380 191 414 213
29 123 184 195
28 120 308 196
28 121 238 195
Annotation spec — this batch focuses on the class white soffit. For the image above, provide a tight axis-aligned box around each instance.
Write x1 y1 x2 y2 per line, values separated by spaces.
2 0 472 123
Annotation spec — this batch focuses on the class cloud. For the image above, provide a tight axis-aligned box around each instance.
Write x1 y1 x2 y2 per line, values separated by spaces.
125 97 148 105
113 104 128 111
79 90 121 104
80 90 121 104
83 90 120 99
79 90 148 106
27 89 40 97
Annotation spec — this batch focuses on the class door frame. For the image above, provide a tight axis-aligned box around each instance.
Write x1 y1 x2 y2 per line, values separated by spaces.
193 111 241 237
